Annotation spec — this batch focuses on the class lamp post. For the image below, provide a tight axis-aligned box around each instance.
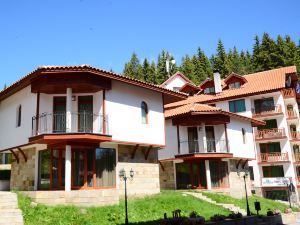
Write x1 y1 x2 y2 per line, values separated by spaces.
243 171 251 216
283 178 292 208
119 168 134 225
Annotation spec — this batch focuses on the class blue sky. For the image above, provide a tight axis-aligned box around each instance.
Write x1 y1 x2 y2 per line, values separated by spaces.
0 0 300 88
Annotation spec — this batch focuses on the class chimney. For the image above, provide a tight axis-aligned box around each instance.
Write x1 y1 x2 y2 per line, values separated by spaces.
213 70 222 94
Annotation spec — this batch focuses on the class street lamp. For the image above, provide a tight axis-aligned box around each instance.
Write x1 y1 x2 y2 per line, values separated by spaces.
237 169 251 216
283 178 292 208
119 168 134 225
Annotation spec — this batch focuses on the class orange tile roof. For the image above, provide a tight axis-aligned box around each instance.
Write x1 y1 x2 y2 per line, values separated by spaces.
166 66 297 109
0 65 187 101
165 103 265 126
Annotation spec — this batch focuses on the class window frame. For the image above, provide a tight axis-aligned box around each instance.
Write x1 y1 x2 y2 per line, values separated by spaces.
229 99 246 113
16 104 22 127
228 82 241 89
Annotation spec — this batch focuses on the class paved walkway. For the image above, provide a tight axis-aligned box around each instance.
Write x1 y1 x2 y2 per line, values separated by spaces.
0 192 24 225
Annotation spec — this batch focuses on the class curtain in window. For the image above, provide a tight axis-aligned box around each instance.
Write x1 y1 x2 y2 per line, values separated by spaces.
95 148 116 187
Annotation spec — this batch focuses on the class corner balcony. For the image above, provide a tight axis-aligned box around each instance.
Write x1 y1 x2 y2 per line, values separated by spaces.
175 139 232 160
286 110 298 120
258 152 289 163
290 131 300 142
30 112 111 144
252 105 283 118
282 88 296 99
255 128 286 141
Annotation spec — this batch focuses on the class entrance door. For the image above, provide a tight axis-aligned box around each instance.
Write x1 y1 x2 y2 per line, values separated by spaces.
78 96 93 133
205 126 216 152
53 97 66 133
188 127 199 153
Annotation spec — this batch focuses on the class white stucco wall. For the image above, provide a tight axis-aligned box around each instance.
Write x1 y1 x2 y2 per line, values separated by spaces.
106 80 165 146
163 76 188 91
0 86 36 149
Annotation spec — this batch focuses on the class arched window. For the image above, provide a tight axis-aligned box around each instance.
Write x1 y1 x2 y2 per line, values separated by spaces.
141 101 148 124
242 128 247 144
16 105 22 127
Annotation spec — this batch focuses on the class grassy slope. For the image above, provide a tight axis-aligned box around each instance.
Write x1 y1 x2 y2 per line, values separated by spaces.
18 191 230 225
201 192 297 215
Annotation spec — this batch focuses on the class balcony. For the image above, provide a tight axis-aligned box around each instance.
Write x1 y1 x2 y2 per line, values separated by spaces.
258 152 289 163
290 131 300 141
286 110 298 120
176 139 232 159
294 153 300 162
282 88 296 99
252 105 282 118
261 177 290 187
31 112 109 137
255 128 286 141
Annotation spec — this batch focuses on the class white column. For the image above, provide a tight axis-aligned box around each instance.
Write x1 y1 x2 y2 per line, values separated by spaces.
205 160 212 190
65 145 71 191
34 150 39 191
66 88 72 132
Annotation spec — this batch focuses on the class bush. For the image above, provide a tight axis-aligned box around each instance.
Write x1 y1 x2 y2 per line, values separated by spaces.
0 170 11 180
210 214 226 222
228 212 243 219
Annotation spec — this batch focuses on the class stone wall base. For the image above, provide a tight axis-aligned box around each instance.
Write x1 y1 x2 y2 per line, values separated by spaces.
22 189 119 207
159 161 175 189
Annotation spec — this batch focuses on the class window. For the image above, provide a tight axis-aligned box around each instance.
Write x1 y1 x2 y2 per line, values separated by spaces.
229 82 241 89
141 101 148 124
38 150 51 190
258 119 277 130
242 128 247 144
16 105 22 127
254 97 274 113
173 87 181 91
249 166 254 181
204 87 215 94
229 99 246 113
95 148 116 187
262 166 284 178
260 142 281 153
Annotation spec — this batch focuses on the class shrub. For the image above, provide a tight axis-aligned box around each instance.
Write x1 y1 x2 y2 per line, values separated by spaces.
0 170 11 180
266 209 274 216
210 214 226 222
228 212 243 219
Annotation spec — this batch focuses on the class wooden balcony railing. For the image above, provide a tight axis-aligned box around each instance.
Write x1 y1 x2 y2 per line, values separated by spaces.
282 88 296 99
259 152 289 163
287 110 298 119
255 128 286 140
294 153 300 162
290 131 300 140
252 105 282 118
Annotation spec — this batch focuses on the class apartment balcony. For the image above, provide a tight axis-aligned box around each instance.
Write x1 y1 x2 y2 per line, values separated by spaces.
255 128 286 141
286 110 298 120
252 105 283 118
30 112 111 144
294 153 300 163
290 131 300 141
258 152 289 163
175 139 232 160
282 88 296 99
261 177 290 187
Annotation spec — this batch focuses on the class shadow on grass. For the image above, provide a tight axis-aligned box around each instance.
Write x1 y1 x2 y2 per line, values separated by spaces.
117 220 161 225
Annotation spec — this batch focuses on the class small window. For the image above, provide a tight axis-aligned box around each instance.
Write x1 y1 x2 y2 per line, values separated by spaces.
249 166 254 181
173 87 181 91
204 87 215 94
141 101 148 124
16 105 22 127
229 82 241 89
229 99 246 113
242 128 247 144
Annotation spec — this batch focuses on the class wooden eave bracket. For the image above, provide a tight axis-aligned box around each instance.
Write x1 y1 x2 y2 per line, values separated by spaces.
236 159 243 169
17 148 27 162
143 145 153 160
159 161 165 171
9 150 19 164
130 145 139 159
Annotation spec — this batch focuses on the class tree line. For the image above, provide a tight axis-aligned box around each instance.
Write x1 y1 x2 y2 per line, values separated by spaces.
123 33 300 85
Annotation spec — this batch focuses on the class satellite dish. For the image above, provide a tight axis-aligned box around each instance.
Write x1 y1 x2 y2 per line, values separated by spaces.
286 75 292 87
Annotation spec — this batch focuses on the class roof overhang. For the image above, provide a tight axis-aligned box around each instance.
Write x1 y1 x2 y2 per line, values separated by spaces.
175 152 233 160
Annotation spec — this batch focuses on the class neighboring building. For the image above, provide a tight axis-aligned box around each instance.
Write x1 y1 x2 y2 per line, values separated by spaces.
163 66 300 202
0 65 186 206
158 102 264 198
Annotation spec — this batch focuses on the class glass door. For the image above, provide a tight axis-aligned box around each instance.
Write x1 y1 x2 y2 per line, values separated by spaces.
78 96 93 133
205 126 216 152
53 97 66 133
188 127 199 153
72 150 85 187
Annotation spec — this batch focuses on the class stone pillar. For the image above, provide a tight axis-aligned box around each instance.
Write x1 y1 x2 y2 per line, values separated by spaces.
205 160 212 190
66 88 72 132
65 145 71 191
1 153 5 164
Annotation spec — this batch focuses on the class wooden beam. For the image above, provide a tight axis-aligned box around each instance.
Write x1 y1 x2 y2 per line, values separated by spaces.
102 90 106 134
17 148 27 162
144 145 153 160
242 159 249 169
159 161 165 171
177 125 180 154
172 114 230 126
130 145 139 159
35 92 40 135
236 159 243 169
224 123 229 153
9 150 19 164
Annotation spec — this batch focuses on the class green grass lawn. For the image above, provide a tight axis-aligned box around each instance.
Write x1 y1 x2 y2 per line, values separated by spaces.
18 191 230 225
201 191 298 215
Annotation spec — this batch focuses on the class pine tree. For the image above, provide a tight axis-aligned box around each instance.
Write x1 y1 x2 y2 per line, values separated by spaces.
240 50 254 74
180 55 195 82
252 35 262 71
156 50 177 84
227 47 242 74
212 40 229 78
123 52 142 80
3 84 6 90
141 58 151 82
149 61 157 84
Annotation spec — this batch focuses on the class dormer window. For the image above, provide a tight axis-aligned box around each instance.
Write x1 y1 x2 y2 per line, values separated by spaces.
204 87 215 94
228 82 241 89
